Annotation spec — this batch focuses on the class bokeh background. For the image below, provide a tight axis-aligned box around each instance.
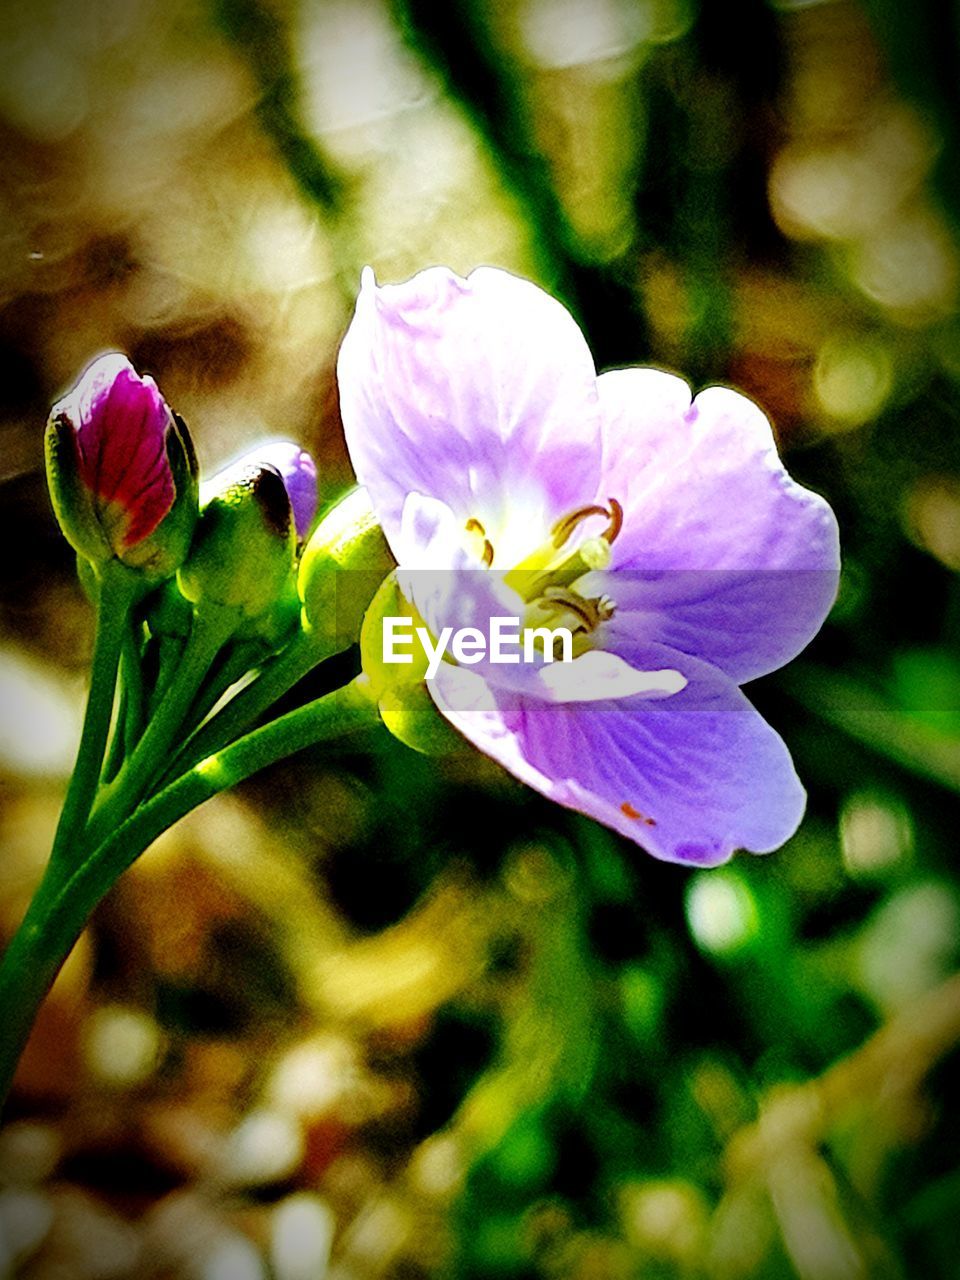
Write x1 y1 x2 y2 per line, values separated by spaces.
2 0 960 1276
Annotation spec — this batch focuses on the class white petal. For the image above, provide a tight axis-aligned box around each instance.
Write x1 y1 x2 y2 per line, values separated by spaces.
337 266 603 564
531 650 687 702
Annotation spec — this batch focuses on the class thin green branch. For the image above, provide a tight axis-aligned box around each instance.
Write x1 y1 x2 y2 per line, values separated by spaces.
162 628 339 784
87 604 240 845
0 677 378 1111
49 565 139 870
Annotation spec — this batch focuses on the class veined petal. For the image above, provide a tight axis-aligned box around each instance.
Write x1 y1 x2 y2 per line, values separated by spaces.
430 646 806 865
395 492 525 645
60 353 175 549
396 492 471 572
587 567 839 685
47 352 199 581
595 369 840 681
337 266 603 565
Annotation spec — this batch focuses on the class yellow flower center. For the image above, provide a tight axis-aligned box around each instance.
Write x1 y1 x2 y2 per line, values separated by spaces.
464 498 623 657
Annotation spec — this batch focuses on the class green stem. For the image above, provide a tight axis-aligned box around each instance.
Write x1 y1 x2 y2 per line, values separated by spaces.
49 565 138 870
149 633 186 717
164 628 334 783
0 677 377 1110
102 617 146 784
87 605 240 845
0 853 96 1108
120 619 146 756
189 640 267 732
101 683 128 785
104 676 376 870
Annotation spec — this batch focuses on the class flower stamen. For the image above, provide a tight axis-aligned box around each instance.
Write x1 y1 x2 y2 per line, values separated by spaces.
551 504 610 549
541 586 611 633
551 497 623 550
465 517 495 567
603 497 623 544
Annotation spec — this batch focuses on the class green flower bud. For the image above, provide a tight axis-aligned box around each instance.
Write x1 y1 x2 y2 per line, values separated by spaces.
358 573 466 755
359 571 426 697
178 456 296 626
298 486 393 648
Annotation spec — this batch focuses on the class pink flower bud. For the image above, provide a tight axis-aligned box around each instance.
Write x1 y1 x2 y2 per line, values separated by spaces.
46 353 198 579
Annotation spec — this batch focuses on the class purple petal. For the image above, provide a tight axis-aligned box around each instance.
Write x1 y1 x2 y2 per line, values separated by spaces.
429 645 806 865
593 369 840 681
256 441 318 539
337 266 603 566
394 492 525 644
588 568 839 686
56 352 175 549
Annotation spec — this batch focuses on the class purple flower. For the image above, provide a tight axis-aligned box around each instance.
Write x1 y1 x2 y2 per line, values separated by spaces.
255 441 318 540
338 266 840 866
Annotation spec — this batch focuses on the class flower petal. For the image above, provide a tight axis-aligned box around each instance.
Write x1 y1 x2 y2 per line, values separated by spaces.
256 441 318 539
394 492 525 640
430 645 806 865
60 353 175 550
337 266 603 565
594 369 840 680
530 650 687 702
589 567 838 685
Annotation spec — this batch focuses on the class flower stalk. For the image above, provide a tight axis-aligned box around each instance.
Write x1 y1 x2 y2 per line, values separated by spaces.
0 677 377 1110
48 563 141 870
0 352 380 1114
85 602 242 845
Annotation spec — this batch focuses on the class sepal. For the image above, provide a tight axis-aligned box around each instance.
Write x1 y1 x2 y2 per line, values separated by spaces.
178 459 297 623
379 682 466 756
299 487 393 648
358 572 428 697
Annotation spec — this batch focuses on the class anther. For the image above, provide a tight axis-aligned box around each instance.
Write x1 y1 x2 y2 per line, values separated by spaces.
466 517 495 567
602 497 623 544
551 504 610 549
542 586 603 631
550 498 624 550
